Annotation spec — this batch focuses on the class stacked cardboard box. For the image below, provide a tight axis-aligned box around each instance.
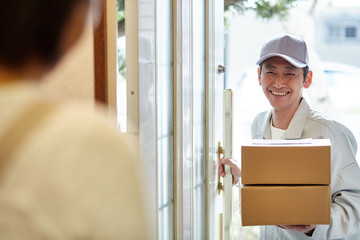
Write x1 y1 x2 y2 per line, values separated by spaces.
241 139 331 226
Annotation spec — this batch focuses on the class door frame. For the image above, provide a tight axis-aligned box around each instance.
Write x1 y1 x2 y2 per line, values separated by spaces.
206 0 225 239
93 0 107 105
93 0 226 239
93 0 117 110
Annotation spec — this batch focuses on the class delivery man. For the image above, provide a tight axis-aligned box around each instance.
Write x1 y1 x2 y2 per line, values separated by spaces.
219 34 360 239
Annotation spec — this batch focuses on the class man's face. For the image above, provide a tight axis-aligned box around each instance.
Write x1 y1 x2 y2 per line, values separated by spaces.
258 57 312 114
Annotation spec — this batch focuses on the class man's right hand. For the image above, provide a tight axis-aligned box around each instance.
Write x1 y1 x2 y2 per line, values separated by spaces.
218 158 241 185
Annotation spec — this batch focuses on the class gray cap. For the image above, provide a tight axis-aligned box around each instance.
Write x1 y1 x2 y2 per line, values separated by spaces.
256 34 309 68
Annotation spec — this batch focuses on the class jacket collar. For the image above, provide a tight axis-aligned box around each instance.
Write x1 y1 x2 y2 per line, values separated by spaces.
259 110 272 139
285 98 311 139
256 98 311 139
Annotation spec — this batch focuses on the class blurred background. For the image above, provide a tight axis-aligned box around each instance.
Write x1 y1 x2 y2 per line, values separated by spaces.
224 0 360 238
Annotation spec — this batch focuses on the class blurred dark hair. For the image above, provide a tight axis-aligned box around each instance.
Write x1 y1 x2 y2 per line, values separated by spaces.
0 0 87 68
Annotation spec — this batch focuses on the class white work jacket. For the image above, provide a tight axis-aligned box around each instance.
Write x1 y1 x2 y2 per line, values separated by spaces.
251 98 360 240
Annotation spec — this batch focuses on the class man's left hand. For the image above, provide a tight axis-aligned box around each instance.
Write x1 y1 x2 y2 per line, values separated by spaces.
277 225 316 236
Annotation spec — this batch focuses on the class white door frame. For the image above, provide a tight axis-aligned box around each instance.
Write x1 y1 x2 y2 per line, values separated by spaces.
206 0 225 239
173 0 194 238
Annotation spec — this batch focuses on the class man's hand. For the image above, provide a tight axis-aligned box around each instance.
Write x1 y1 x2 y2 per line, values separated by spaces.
218 158 241 184
277 225 316 236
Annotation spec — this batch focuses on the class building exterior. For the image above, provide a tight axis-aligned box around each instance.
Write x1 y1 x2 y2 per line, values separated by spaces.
314 4 360 68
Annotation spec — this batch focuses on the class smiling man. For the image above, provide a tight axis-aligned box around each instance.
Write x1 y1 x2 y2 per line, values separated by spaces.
258 56 312 130
219 34 360 239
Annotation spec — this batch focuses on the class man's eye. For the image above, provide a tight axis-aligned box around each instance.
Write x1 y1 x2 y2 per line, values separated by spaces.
286 73 295 76
266 72 275 74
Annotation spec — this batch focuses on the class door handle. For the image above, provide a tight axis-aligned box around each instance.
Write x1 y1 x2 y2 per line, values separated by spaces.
218 64 227 74
217 141 224 195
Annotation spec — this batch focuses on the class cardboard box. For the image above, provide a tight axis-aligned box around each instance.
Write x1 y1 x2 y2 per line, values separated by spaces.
241 139 331 185
241 185 331 226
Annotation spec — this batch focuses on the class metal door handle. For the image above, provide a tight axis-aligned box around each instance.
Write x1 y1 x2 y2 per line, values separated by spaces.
217 141 224 195
218 64 227 74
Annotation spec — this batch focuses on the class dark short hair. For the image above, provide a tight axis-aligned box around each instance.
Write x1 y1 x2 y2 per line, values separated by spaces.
259 64 309 82
0 0 87 68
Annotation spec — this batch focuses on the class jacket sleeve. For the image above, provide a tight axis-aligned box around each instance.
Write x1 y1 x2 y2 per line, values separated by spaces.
311 132 360 240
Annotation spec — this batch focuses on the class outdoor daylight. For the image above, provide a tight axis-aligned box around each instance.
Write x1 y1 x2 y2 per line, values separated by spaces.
225 0 360 239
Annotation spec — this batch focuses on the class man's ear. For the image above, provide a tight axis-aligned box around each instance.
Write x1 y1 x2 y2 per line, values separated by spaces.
257 67 262 86
304 70 312 89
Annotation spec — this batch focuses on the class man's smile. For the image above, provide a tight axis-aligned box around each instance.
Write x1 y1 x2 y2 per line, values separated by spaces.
270 90 290 96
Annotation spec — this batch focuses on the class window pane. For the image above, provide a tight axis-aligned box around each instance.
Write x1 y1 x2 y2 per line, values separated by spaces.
345 26 357 38
156 0 174 239
193 0 206 239
327 24 341 40
116 1 126 131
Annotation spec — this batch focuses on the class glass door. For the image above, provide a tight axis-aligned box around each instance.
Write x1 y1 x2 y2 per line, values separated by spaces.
206 0 234 239
112 0 233 239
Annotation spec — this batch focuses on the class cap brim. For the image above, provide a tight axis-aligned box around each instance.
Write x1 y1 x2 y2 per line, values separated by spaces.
256 53 307 68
